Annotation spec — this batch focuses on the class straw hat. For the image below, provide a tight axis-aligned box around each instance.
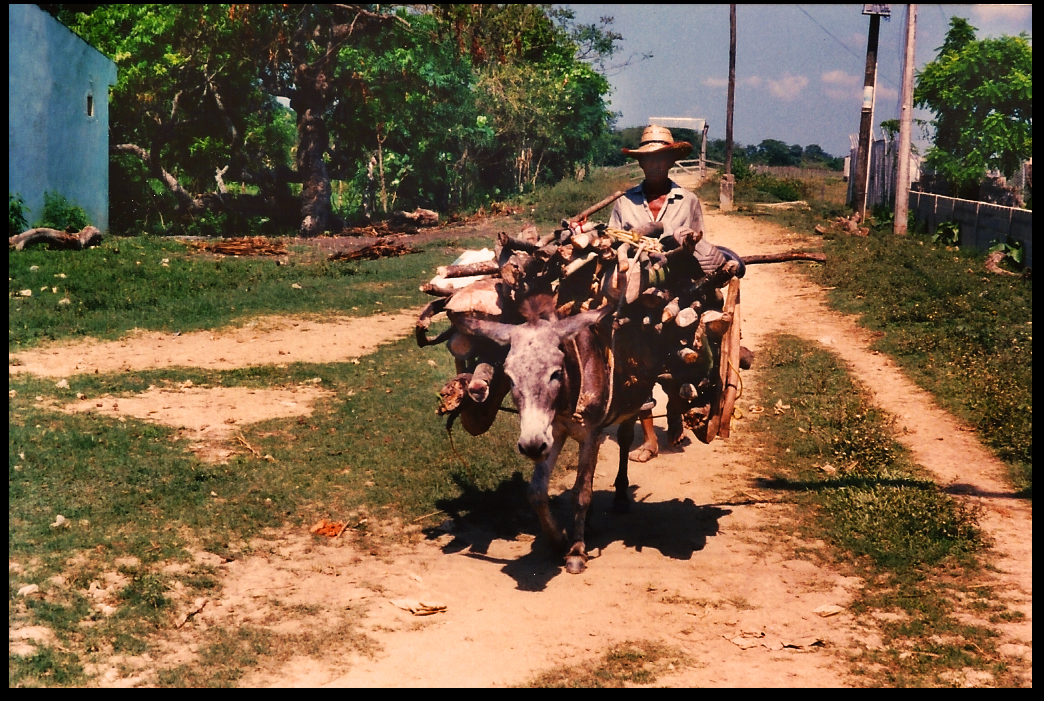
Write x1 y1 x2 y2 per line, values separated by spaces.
622 125 692 160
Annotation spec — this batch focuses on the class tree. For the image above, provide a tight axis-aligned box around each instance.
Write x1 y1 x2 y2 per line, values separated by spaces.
66 5 299 233
59 5 619 236
915 17 1032 198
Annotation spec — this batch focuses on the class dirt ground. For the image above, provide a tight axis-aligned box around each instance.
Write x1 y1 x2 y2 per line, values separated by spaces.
8 212 1032 687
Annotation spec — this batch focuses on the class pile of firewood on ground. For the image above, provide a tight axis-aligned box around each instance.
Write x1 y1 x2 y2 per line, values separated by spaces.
187 236 288 256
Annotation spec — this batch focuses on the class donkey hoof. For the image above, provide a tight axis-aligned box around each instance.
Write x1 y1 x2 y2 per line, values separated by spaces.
565 555 587 574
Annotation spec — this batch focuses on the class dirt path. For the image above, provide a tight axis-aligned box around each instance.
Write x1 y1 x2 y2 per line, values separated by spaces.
9 213 1030 686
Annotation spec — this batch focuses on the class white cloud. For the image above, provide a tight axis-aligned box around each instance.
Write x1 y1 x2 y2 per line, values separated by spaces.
821 70 861 101
971 4 1032 23
703 77 728 88
766 74 809 100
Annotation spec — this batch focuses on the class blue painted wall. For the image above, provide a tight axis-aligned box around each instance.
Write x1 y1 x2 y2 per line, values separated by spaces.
9 4 117 232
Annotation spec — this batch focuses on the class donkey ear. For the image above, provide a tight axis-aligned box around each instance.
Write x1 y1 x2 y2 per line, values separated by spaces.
455 316 515 347
553 304 613 342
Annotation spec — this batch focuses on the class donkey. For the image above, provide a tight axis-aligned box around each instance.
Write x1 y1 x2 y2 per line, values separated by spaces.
459 295 663 574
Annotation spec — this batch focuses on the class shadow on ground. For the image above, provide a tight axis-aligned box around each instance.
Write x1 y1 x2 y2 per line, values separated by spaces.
427 471 729 591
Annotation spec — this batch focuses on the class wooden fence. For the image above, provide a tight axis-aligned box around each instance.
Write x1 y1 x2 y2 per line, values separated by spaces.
608 158 719 187
909 191 1033 268
752 165 841 180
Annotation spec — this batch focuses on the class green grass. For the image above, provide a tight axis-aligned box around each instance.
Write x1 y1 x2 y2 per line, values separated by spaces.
8 234 492 350
751 334 1025 686
522 640 689 688
9 228 553 685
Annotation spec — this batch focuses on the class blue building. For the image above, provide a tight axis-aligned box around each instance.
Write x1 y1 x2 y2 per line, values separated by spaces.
9 4 117 232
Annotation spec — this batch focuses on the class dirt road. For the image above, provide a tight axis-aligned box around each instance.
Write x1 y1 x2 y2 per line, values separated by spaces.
9 212 1031 687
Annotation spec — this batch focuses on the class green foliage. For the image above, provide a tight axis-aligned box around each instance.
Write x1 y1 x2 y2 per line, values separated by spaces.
735 173 810 203
518 168 634 225
33 192 90 231
988 236 1025 266
10 192 29 236
915 17 1032 196
931 220 960 247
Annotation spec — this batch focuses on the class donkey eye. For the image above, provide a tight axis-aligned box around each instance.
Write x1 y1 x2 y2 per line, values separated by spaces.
549 370 563 383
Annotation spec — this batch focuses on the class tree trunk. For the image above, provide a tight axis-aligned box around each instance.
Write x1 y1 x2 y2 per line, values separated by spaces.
296 107 335 237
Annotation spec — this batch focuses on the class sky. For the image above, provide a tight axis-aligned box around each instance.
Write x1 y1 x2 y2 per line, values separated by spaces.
568 4 1032 159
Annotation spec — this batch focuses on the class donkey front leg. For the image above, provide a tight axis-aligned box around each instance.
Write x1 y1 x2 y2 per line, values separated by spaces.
566 432 601 574
612 419 636 514
529 425 569 551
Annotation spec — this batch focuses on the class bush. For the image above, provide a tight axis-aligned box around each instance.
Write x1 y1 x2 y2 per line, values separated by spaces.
33 191 91 231
10 192 29 236
735 173 809 203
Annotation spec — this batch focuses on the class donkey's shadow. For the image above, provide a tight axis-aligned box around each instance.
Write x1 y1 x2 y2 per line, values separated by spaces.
430 471 729 592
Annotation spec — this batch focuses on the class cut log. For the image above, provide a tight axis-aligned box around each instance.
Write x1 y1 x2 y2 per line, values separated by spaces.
438 260 500 279
10 226 102 251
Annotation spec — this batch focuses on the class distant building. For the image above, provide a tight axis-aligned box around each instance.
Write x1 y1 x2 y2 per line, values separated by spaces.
9 4 117 232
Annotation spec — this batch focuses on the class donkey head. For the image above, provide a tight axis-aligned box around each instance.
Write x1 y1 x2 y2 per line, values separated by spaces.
460 305 611 461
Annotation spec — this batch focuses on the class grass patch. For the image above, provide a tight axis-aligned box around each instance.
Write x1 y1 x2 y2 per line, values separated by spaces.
8 646 87 687
8 234 492 350
9 225 559 684
523 640 689 688
752 334 1025 686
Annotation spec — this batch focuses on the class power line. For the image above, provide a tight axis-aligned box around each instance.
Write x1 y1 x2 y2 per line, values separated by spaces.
794 5 900 91
794 5 864 64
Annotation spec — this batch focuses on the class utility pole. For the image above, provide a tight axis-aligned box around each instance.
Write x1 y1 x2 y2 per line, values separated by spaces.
894 5 917 235
853 5 888 220
701 121 709 182
720 4 736 212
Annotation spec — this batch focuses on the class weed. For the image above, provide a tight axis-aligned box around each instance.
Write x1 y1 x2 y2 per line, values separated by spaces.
932 221 960 247
512 168 636 225
9 646 87 687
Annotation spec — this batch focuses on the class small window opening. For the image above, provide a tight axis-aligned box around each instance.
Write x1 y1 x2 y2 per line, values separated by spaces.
87 94 94 117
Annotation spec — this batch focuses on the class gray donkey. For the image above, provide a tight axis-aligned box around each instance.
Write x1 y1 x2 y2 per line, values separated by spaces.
460 295 663 574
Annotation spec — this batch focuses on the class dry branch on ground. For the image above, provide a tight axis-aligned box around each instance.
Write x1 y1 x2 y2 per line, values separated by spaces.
327 237 419 262
9 226 102 251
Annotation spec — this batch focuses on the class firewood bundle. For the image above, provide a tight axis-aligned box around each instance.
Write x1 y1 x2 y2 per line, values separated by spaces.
416 219 743 437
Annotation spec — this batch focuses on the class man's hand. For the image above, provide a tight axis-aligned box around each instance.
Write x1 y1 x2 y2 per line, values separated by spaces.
672 227 703 251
